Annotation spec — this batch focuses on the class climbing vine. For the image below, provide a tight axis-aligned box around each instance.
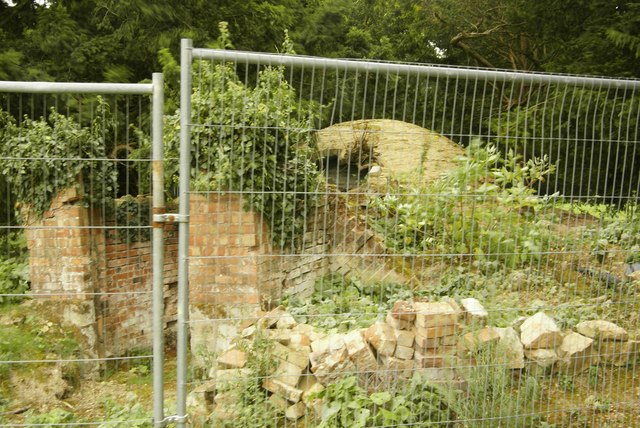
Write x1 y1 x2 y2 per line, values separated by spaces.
0 101 118 218
138 28 322 250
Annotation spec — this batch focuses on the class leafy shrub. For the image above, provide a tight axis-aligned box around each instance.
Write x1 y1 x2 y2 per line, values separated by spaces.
0 101 118 218
137 30 321 250
314 375 452 428
100 396 152 428
369 141 557 268
23 409 78 427
285 273 414 331
0 231 29 304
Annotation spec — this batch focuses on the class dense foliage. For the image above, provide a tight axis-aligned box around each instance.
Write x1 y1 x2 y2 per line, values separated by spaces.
369 141 557 268
0 102 117 218
137 32 321 249
0 232 29 304
285 273 414 331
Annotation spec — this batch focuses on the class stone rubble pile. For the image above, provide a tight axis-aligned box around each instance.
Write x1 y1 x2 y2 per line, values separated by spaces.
188 297 639 423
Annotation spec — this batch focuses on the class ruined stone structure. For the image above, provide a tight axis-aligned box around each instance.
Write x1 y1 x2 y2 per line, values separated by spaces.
26 188 401 358
25 188 178 357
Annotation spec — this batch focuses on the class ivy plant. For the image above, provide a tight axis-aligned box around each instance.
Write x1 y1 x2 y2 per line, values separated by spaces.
0 101 118 218
136 28 321 250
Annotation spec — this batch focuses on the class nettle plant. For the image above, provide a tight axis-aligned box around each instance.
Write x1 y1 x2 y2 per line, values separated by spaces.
0 102 117 218
369 141 558 268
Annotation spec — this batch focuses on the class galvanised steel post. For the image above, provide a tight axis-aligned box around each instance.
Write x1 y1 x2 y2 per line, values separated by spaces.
151 72 166 428
175 38 193 428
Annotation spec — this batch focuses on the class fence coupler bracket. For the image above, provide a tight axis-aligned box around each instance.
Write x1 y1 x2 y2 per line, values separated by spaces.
153 213 189 224
158 414 188 426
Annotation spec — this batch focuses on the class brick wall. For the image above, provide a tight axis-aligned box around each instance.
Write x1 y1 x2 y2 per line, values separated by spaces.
188 194 267 355
98 222 178 356
186 193 404 358
26 188 401 359
26 188 178 357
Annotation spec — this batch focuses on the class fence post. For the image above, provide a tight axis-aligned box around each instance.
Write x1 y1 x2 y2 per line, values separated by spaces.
151 72 166 428
176 38 193 428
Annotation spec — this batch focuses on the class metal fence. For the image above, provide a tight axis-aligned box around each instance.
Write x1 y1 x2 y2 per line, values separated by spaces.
0 77 167 426
177 40 640 427
1 41 639 428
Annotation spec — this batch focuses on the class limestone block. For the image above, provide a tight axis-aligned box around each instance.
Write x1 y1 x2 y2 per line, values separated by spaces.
496 327 525 369
208 368 252 390
186 380 216 415
267 329 292 345
395 345 414 360
386 312 413 330
414 333 440 350
301 377 325 405
273 360 306 387
241 325 256 338
364 322 397 357
276 312 298 330
290 333 311 349
576 320 628 342
268 394 289 412
263 378 303 402
414 349 456 369
344 330 378 371
395 329 415 348
301 379 325 416
309 333 355 385
597 340 640 366
390 300 416 322
441 335 457 346
415 324 458 339
559 332 594 373
258 306 286 329
217 349 247 369
524 349 559 369
382 355 414 378
460 298 489 325
294 323 315 335
314 359 355 386
461 327 501 353
285 402 307 421
520 312 563 349
442 297 464 322
414 302 458 328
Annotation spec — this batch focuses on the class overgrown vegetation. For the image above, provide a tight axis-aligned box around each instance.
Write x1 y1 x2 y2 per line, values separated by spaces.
314 375 453 428
285 273 414 331
0 231 29 304
0 101 118 218
136 26 322 250
450 345 543 428
215 332 284 427
369 141 558 268
313 344 546 428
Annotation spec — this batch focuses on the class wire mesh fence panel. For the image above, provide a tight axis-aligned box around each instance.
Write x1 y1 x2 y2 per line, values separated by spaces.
0 85 170 427
178 45 640 427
